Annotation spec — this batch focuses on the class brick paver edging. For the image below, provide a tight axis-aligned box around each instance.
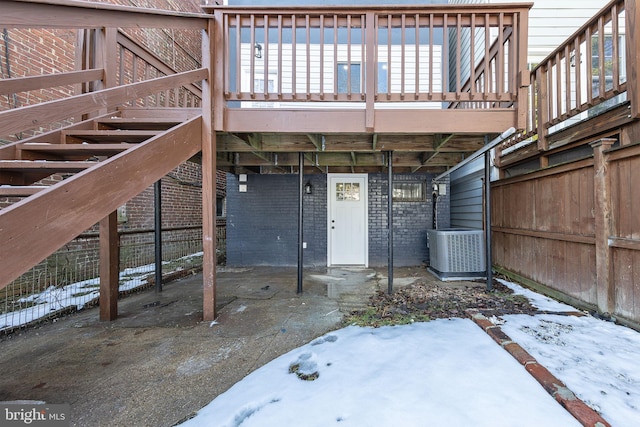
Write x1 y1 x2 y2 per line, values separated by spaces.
465 309 611 427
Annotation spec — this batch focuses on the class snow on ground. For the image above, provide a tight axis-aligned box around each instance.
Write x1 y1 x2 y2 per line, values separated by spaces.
181 279 640 427
498 279 640 425
0 252 203 331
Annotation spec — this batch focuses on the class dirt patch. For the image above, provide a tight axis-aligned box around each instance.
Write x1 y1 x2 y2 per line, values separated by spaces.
345 279 537 327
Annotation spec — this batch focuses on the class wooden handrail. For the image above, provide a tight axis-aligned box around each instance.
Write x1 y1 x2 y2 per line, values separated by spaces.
115 31 202 100
0 69 207 136
212 4 531 109
497 0 633 159
2 0 209 29
0 69 104 96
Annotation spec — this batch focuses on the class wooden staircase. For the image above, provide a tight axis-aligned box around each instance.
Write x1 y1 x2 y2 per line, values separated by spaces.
0 107 203 290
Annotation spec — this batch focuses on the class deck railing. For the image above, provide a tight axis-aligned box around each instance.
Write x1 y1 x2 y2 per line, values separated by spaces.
210 5 530 116
0 0 208 141
499 0 636 158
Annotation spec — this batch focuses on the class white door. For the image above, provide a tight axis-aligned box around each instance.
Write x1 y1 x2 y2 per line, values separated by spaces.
328 174 368 266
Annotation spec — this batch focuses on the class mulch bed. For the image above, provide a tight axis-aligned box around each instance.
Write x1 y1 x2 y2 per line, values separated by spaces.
345 279 538 327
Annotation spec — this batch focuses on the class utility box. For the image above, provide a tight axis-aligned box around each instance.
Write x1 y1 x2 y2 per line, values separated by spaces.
427 229 486 281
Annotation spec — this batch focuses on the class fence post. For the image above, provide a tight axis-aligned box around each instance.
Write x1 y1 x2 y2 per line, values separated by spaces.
590 138 615 314
99 211 120 321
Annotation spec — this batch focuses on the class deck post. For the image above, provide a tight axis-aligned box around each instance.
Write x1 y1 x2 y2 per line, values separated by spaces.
298 152 304 294
484 136 493 291
387 151 393 294
591 138 616 314
99 211 119 321
154 180 163 293
627 0 640 118
365 11 376 132
202 18 218 321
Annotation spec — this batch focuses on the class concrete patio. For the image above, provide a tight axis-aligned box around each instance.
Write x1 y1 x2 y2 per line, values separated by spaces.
0 266 439 426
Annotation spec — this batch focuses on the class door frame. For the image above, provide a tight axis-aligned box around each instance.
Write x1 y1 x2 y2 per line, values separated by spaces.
327 173 369 267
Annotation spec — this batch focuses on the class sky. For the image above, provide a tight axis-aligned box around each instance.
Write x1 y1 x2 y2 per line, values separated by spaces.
180 280 640 427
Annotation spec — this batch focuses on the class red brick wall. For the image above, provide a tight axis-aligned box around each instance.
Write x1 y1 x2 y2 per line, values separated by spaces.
0 0 215 232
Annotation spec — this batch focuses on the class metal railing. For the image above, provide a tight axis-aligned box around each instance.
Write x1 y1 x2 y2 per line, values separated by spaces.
0 225 225 334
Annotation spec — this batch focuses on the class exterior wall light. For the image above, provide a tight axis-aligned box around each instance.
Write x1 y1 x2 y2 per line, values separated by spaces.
304 181 313 195
254 43 262 59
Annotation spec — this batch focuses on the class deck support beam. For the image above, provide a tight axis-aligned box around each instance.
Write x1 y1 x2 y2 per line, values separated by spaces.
484 136 493 291
154 180 163 293
202 19 217 321
99 211 119 321
298 152 304 294
387 151 394 294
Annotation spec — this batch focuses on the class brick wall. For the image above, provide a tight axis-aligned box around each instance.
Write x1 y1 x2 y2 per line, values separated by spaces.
226 173 450 267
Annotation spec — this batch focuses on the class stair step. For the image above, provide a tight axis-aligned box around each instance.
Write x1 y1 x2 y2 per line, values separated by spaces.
0 185 47 197
61 130 160 143
95 118 182 131
20 143 135 157
0 160 97 172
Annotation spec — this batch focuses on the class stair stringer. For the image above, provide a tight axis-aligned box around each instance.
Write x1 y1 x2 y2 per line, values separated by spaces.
0 115 203 289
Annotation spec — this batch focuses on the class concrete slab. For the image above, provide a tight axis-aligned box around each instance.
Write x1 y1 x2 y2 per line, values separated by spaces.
1 266 423 426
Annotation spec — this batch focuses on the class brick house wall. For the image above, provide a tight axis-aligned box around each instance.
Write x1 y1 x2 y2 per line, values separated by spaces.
226 173 450 268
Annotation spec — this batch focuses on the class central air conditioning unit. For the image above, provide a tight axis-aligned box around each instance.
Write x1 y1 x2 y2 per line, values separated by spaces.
427 229 486 281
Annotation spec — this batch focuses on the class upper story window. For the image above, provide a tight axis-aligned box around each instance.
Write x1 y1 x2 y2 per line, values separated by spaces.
337 62 361 94
337 62 388 94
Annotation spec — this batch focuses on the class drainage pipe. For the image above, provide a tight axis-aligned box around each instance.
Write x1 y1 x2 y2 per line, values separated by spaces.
154 179 162 293
297 152 304 294
387 151 394 294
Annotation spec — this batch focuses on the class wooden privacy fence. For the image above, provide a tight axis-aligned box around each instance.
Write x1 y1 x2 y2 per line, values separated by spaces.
492 138 640 324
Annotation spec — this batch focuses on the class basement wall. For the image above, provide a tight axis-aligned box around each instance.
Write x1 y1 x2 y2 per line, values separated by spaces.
226 172 449 267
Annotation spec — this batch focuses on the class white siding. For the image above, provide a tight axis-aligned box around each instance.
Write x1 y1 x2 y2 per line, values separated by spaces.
450 0 608 65
239 43 442 108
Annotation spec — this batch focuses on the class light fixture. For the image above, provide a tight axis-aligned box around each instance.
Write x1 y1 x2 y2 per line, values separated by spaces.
304 181 313 195
254 43 263 59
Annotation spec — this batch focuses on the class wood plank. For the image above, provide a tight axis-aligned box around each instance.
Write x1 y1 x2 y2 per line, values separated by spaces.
99 211 119 321
0 116 202 290
592 138 616 313
202 19 217 322
0 186 47 197
613 248 635 318
96 118 182 131
0 160 96 172
2 0 208 30
224 108 517 134
0 69 103 96
61 130 160 143
0 69 208 137
20 143 135 158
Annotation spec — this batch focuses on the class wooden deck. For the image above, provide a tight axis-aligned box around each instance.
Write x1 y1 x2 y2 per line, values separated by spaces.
205 4 531 174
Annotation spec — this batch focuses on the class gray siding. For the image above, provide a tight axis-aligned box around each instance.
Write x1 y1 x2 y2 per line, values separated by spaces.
450 157 484 229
